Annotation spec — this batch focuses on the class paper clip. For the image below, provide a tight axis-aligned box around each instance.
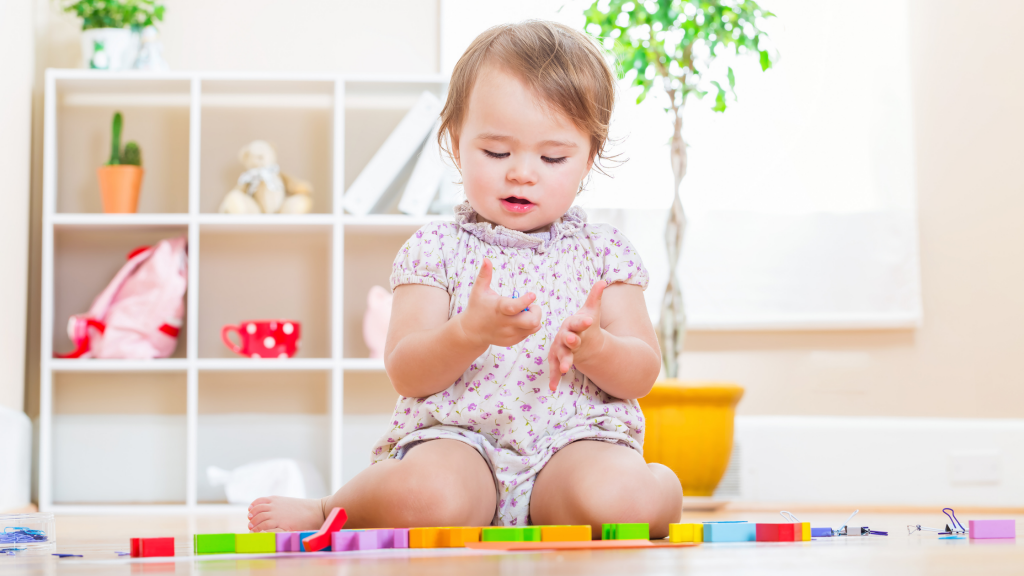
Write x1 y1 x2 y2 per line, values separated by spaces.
907 507 968 536
780 511 801 522
511 289 528 313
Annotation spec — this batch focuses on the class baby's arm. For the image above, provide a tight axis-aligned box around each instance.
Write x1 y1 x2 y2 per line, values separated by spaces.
385 259 541 398
548 282 661 399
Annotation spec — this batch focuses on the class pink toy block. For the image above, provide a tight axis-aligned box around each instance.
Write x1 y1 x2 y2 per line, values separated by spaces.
276 532 300 552
755 524 779 542
392 528 409 549
357 531 381 550
969 520 1016 539
332 531 360 551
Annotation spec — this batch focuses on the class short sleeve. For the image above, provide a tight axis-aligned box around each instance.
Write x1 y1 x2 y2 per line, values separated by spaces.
587 223 650 290
389 221 453 292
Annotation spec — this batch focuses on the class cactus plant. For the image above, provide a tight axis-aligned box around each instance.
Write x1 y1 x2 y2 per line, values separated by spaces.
121 141 141 166
108 111 122 166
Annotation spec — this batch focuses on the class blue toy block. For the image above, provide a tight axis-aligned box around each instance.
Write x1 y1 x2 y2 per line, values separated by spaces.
703 522 756 542
299 530 331 552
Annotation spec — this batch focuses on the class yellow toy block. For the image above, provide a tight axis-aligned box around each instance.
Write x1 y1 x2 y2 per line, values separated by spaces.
409 528 443 549
801 522 811 541
235 533 276 554
669 523 693 543
695 524 704 542
541 525 592 542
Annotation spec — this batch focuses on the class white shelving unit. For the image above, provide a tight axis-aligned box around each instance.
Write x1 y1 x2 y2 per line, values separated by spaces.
39 69 450 512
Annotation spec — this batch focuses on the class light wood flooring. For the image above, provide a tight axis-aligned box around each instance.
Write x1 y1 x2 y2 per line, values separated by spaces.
2 508 1021 575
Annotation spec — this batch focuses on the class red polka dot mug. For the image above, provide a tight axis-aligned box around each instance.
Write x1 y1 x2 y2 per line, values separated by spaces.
221 319 301 358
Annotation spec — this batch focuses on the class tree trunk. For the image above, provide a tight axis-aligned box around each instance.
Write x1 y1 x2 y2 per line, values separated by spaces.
659 108 688 379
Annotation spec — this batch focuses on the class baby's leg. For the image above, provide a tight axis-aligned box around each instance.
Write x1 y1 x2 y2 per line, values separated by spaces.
529 440 682 539
248 439 496 532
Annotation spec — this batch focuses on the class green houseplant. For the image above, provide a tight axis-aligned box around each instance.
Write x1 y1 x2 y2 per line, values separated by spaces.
584 0 775 379
61 0 165 70
584 0 775 498
97 112 145 213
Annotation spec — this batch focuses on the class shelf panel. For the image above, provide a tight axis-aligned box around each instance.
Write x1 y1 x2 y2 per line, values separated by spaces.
49 358 189 372
197 213 335 232
342 358 385 371
196 358 334 371
52 213 190 229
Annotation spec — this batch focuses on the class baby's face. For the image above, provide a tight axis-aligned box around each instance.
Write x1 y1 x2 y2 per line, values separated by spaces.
455 66 593 233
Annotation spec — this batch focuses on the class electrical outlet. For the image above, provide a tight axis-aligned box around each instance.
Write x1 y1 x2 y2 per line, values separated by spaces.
948 450 1001 485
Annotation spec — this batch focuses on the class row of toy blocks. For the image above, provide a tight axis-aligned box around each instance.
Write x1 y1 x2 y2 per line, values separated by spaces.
130 537 174 557
602 523 650 540
756 523 811 542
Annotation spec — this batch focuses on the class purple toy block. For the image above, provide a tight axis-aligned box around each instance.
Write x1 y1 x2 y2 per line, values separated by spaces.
276 532 300 552
392 528 409 549
969 520 1016 539
332 531 360 551
357 531 380 550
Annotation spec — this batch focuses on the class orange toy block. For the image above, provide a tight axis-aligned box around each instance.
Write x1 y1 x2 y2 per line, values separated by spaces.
409 528 443 548
541 526 592 542
439 527 482 547
301 507 348 553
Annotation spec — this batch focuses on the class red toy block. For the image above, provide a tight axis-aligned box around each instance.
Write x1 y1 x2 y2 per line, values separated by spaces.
756 524 779 542
130 537 141 558
778 524 796 541
301 507 348 552
138 537 175 557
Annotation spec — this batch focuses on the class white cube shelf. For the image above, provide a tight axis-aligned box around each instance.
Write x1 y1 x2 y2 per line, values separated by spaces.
39 69 451 512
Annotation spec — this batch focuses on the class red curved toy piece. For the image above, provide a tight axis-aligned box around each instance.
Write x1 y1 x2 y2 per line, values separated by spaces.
301 507 348 552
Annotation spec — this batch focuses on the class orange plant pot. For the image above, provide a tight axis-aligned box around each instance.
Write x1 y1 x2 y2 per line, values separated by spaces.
97 165 143 213
638 380 744 497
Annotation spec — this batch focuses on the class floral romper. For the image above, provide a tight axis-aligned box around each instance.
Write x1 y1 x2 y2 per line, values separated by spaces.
371 202 650 526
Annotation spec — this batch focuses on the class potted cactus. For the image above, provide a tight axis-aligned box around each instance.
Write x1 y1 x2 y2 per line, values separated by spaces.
96 112 144 213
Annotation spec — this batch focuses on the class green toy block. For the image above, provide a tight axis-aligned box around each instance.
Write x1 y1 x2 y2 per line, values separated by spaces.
235 533 276 554
482 527 523 542
522 527 541 542
602 523 649 540
193 533 236 555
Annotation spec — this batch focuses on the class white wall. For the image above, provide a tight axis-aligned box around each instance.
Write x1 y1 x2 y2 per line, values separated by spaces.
0 0 33 413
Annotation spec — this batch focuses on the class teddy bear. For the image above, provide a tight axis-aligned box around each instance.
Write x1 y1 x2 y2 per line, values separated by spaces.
218 140 314 214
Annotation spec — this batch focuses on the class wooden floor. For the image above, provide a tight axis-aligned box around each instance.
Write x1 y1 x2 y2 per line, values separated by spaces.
2 508 1021 575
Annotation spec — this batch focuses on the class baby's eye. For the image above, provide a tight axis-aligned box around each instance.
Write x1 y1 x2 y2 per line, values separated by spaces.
542 156 568 165
484 150 510 159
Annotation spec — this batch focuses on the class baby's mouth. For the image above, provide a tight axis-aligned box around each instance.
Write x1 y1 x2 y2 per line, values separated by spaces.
503 196 532 205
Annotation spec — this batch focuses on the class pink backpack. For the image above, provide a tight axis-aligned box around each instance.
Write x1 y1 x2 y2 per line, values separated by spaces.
56 236 188 359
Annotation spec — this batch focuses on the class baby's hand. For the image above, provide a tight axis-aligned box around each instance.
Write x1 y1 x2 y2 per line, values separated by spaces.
457 258 542 348
548 280 607 391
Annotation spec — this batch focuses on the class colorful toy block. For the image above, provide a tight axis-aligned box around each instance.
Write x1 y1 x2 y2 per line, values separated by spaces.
193 533 235 555
276 532 299 552
669 523 702 543
236 533 276 554
392 528 410 549
409 527 443 548
481 527 538 543
969 520 1016 539
602 523 650 540
778 523 796 541
442 527 483 547
801 522 811 541
301 507 348 552
130 537 174 557
540 525 591 542
298 530 331 552
703 522 756 543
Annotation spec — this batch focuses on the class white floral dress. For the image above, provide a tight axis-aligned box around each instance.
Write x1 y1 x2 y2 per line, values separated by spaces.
371 202 650 526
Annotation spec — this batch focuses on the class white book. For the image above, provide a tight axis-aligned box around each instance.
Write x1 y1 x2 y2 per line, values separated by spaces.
398 121 446 217
343 91 443 215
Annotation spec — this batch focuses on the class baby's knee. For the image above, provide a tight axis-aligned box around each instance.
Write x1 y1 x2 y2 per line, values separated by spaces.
382 463 485 527
575 464 680 529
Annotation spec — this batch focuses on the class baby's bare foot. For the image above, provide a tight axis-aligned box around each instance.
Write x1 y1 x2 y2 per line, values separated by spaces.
248 496 326 532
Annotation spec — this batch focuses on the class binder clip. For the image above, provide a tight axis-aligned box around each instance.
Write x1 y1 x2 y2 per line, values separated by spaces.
907 508 967 539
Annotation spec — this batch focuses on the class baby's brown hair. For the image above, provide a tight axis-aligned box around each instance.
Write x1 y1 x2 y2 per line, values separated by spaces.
439 20 616 172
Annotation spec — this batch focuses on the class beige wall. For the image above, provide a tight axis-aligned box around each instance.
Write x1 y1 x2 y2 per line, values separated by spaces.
23 0 1024 420
0 0 34 413
679 0 1024 419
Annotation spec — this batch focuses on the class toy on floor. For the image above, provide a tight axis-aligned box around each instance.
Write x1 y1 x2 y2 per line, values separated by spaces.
218 140 314 214
302 507 349 552
969 520 1016 539
130 537 174 557
908 507 968 537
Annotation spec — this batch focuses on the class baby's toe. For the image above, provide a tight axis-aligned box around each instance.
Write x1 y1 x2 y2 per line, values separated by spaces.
248 496 273 510
249 512 278 533
247 503 273 518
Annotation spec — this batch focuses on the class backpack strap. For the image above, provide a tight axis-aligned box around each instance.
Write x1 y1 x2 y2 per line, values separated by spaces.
54 317 106 359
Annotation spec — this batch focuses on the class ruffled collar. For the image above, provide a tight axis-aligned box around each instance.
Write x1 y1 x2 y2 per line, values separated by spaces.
453 201 587 253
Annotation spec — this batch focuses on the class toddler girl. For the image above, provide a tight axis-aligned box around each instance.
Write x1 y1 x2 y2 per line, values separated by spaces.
248 20 682 539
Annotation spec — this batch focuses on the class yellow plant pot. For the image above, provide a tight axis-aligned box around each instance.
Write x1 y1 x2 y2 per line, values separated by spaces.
638 380 744 497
